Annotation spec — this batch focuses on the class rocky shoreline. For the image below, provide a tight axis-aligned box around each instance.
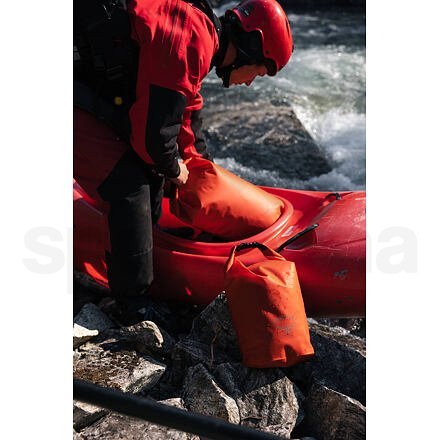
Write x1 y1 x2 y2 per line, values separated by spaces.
73 279 366 439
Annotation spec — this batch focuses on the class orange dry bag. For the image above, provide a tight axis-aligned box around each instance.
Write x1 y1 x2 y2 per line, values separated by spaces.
224 242 314 368
170 157 283 240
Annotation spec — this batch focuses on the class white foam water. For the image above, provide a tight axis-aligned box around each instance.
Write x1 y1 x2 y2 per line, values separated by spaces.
208 6 366 191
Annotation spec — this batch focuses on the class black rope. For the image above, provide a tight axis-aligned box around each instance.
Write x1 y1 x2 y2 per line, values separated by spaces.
74 379 284 440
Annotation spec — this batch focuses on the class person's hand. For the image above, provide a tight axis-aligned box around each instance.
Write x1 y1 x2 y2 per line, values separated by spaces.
169 162 189 186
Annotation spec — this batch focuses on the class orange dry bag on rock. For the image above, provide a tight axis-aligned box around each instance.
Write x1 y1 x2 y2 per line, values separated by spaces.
170 157 283 240
224 242 314 368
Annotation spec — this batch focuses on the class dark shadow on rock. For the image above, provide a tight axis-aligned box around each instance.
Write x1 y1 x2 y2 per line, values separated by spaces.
287 321 365 404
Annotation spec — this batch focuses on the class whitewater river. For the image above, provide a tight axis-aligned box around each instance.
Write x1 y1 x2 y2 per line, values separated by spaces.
205 4 366 191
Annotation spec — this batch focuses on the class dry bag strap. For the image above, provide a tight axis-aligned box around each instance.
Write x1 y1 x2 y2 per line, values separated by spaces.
235 241 269 254
225 242 281 275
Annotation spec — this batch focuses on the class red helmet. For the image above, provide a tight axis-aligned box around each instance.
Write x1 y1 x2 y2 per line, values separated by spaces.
226 0 294 75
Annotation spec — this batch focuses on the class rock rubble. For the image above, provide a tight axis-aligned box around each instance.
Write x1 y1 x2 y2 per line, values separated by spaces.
73 292 365 439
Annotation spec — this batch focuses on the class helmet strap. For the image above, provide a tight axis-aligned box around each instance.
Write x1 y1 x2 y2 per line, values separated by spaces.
215 65 233 88
214 19 259 88
211 17 229 70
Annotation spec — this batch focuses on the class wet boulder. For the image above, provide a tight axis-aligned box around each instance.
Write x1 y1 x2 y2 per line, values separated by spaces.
203 102 331 181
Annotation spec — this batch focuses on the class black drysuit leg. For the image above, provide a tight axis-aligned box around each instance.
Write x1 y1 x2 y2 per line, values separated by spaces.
97 149 164 299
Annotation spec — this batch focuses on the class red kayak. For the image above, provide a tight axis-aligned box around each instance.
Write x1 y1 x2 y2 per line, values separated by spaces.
74 179 366 318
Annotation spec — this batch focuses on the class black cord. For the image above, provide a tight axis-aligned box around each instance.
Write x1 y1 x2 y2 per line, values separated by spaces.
74 379 284 440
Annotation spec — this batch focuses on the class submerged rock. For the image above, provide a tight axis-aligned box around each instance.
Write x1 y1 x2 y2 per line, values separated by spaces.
288 321 366 404
182 364 240 424
73 347 166 394
305 383 366 440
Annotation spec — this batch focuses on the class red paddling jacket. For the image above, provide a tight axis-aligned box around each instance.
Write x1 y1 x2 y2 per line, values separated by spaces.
127 0 218 178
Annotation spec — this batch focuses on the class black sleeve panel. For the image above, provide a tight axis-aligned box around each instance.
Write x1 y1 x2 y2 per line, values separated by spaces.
190 109 213 162
146 84 187 178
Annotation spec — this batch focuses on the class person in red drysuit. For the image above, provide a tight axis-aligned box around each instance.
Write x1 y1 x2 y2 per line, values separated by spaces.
74 0 293 319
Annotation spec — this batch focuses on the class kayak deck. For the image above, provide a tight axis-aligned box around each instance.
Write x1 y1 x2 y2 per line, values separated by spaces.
74 181 366 317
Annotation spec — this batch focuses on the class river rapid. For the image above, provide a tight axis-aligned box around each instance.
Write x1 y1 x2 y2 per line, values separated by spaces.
204 3 366 191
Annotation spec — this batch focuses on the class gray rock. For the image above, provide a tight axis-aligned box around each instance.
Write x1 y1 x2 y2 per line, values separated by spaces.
170 295 240 385
171 339 212 385
73 430 84 439
73 401 108 431
203 102 331 182
159 397 186 408
120 320 175 356
120 320 163 349
80 399 197 440
182 364 240 424
317 318 366 339
293 383 306 428
305 383 366 440
73 347 166 393
186 294 241 363
213 363 299 438
73 324 99 349
75 331 129 358
288 322 366 404
79 411 198 440
74 303 115 333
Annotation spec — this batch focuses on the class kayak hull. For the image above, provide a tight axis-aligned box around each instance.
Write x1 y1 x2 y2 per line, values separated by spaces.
74 181 366 317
